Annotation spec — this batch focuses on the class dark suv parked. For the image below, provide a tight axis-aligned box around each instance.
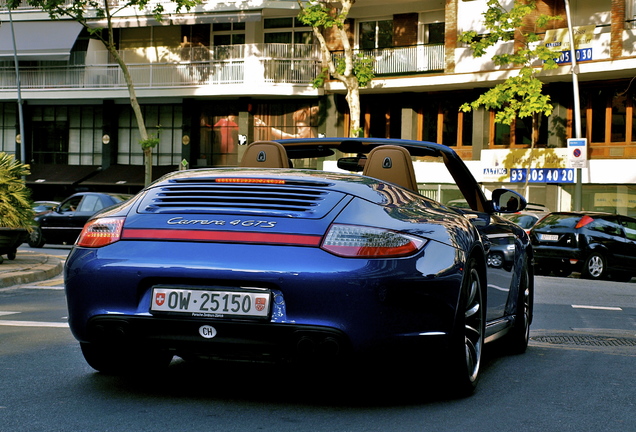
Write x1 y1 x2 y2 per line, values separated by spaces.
530 212 636 281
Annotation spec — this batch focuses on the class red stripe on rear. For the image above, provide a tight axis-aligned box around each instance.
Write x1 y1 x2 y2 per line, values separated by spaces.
121 228 322 246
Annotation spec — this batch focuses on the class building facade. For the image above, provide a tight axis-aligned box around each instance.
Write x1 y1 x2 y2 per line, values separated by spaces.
0 0 635 215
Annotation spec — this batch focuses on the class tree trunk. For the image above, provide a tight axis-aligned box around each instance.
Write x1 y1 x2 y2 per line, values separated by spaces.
107 43 152 186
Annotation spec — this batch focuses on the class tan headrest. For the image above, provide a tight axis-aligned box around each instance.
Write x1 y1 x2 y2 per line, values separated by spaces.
362 145 418 192
240 141 290 168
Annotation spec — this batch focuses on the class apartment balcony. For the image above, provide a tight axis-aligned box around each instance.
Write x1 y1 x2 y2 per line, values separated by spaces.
0 43 445 97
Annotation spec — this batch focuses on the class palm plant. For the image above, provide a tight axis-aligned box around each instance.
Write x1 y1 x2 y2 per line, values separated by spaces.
0 152 34 229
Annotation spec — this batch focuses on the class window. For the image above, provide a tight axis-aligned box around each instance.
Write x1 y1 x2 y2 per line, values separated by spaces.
213 22 245 46
77 195 102 213
588 217 622 237
491 114 548 147
118 105 182 166
30 106 69 165
0 103 17 154
263 18 313 44
423 22 444 44
621 217 636 240
420 98 472 147
358 20 393 49
578 82 636 146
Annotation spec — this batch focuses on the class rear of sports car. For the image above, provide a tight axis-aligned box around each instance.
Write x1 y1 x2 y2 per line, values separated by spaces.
64 169 475 371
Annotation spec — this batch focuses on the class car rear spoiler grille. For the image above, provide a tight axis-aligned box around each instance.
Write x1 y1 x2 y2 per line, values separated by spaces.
138 184 339 216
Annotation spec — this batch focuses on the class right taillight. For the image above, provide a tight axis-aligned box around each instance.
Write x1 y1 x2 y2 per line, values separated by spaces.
575 215 594 229
320 224 427 258
76 217 125 248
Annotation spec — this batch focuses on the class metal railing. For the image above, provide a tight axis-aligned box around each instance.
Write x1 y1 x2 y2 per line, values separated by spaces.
0 43 445 91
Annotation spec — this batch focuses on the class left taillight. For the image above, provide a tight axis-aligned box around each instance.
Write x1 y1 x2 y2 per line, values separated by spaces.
320 224 427 258
76 217 125 248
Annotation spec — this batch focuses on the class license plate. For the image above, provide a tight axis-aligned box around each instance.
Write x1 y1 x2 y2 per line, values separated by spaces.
151 286 271 319
540 234 559 241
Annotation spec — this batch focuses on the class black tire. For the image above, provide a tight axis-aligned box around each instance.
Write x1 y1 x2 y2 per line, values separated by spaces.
581 252 607 280
80 342 173 375
28 227 45 248
506 263 532 354
487 252 504 268
446 258 485 397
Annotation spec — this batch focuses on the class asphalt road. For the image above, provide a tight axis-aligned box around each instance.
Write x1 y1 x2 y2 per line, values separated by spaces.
0 247 634 432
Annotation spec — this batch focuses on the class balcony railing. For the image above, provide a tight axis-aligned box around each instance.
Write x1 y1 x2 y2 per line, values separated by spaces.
0 43 445 91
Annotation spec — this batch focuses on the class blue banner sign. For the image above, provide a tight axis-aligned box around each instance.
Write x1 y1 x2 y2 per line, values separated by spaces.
554 48 592 64
510 168 575 183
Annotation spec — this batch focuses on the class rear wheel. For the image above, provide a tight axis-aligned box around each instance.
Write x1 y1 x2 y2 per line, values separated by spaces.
446 258 484 397
581 252 607 280
80 342 173 375
28 227 45 248
506 263 532 354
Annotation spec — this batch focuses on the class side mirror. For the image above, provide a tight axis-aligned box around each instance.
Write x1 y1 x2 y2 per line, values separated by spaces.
490 189 527 213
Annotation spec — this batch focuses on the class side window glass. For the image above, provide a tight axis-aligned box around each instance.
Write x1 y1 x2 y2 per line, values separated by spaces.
77 195 102 213
59 196 82 212
589 218 622 236
621 218 636 241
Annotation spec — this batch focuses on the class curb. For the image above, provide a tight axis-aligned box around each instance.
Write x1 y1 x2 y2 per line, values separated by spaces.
0 254 64 288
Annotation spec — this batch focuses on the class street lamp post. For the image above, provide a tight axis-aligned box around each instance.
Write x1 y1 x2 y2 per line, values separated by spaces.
564 0 583 211
4 6 26 165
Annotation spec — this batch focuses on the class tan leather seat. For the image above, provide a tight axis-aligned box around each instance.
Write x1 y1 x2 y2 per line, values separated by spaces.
239 141 290 168
362 145 418 192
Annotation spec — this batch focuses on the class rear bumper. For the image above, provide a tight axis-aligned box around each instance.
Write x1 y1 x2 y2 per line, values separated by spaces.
65 240 463 360
532 245 583 265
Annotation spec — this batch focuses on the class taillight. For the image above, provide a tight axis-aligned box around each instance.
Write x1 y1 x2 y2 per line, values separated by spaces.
321 224 427 258
575 215 594 229
76 217 125 248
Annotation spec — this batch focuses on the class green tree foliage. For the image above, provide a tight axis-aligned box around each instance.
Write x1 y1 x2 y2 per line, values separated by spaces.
297 0 374 137
459 0 561 125
0 153 34 229
8 0 199 185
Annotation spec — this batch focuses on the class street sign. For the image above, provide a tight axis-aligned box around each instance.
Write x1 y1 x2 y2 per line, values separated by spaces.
543 25 595 64
567 138 587 168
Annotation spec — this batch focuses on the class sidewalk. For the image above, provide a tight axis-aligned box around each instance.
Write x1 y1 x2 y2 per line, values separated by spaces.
0 250 64 288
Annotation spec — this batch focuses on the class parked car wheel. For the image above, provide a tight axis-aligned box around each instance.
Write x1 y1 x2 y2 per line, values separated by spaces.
28 227 45 248
487 252 504 268
582 252 607 280
80 342 173 375
446 258 484 396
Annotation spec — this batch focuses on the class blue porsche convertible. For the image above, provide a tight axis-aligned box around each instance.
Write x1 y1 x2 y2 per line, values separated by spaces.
65 138 533 396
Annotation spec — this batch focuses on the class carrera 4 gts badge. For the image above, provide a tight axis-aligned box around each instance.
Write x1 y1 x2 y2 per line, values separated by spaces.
199 325 217 339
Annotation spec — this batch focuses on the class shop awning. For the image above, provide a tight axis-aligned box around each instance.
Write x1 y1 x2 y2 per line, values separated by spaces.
79 165 178 187
26 165 100 185
0 21 83 61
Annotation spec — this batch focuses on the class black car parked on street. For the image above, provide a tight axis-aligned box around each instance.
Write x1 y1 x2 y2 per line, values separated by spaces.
29 192 132 248
530 211 636 281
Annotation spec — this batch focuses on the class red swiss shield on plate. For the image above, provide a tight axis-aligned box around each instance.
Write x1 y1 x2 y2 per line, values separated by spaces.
255 297 266 311
155 292 166 306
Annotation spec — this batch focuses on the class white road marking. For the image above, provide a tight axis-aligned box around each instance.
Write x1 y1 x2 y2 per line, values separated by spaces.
0 320 68 328
0 311 20 317
572 305 623 311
